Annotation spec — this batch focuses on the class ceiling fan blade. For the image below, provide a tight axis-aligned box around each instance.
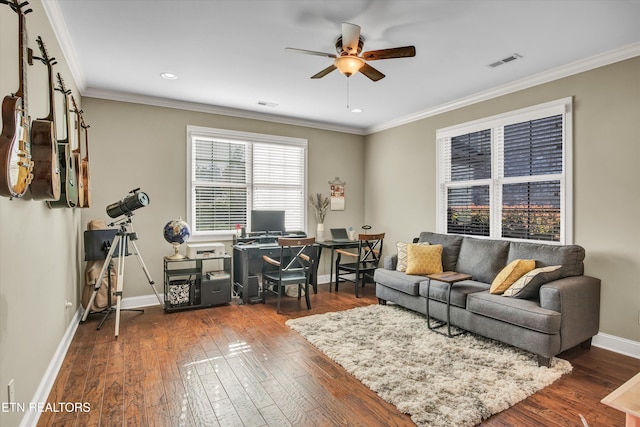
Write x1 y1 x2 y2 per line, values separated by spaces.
285 47 336 58
362 46 416 61
311 65 337 79
359 63 385 82
341 22 361 54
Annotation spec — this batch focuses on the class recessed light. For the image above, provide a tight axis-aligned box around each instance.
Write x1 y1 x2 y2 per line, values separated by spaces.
351 108 363 113
160 72 178 80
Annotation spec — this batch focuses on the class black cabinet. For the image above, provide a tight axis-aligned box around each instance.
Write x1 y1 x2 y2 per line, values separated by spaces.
164 256 231 312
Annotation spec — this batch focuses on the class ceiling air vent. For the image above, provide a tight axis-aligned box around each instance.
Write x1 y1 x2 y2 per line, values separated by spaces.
488 53 523 68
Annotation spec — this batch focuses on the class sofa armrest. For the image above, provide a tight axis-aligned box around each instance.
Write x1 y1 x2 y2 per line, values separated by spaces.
539 275 600 351
383 255 397 270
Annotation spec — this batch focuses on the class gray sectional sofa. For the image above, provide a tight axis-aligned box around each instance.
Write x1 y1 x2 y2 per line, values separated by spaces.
374 232 601 366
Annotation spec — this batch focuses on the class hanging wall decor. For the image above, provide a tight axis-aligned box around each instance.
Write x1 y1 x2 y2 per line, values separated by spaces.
329 177 345 211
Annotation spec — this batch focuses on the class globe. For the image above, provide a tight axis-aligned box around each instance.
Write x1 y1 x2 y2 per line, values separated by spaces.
163 219 191 259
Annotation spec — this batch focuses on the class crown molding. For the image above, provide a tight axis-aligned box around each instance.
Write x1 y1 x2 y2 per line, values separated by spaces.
366 42 640 134
83 88 366 135
41 0 86 92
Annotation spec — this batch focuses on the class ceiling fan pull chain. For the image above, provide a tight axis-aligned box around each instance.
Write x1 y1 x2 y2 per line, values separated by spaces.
346 77 350 110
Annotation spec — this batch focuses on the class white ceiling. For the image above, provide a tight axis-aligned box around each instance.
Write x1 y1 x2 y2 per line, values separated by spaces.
48 0 640 134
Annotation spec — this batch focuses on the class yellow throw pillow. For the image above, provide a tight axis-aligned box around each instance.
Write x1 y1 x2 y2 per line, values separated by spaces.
490 259 536 294
405 244 443 275
396 241 429 272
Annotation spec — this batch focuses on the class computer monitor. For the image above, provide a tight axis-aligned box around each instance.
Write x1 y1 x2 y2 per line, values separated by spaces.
250 210 285 234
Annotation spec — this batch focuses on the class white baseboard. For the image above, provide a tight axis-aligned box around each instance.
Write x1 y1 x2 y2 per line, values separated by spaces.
592 332 640 359
120 294 164 309
316 274 331 285
21 308 82 427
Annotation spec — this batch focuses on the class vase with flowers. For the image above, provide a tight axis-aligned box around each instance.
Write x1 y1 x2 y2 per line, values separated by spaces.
308 193 330 242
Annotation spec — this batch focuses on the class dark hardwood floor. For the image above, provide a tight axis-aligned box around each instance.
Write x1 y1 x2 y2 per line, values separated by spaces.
38 282 639 427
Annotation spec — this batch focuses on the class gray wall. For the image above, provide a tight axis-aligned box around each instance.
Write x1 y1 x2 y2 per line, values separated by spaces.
365 56 640 342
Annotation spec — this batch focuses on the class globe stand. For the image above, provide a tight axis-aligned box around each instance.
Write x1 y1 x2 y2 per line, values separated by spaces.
81 214 164 339
166 242 186 260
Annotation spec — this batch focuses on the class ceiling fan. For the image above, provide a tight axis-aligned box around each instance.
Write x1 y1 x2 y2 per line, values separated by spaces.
286 22 416 82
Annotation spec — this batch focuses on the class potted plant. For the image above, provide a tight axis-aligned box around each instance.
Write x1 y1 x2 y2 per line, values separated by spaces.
308 193 330 242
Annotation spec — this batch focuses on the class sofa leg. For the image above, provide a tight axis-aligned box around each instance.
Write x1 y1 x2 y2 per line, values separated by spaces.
537 355 551 367
580 338 592 349
378 298 387 305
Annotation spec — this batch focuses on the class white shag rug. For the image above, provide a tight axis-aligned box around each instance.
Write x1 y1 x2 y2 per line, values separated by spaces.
286 304 572 427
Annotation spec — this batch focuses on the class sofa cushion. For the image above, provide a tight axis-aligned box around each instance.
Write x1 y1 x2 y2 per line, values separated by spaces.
373 268 425 296
507 241 585 277
405 244 443 275
396 241 429 272
455 237 510 284
503 265 563 299
466 291 561 334
490 259 536 294
417 232 464 272
419 279 489 308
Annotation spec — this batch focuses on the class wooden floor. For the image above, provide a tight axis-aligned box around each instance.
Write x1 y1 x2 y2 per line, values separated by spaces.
38 282 640 427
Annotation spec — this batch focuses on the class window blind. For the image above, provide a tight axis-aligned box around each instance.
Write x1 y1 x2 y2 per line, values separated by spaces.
192 138 248 232
450 129 492 181
503 115 563 177
447 186 490 236
252 142 305 231
436 98 572 244
188 127 307 236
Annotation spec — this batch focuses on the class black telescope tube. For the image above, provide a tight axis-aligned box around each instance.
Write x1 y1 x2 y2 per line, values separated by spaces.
106 190 150 218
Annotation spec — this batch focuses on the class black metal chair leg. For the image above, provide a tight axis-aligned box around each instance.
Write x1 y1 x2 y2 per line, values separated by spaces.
276 285 282 313
304 281 311 310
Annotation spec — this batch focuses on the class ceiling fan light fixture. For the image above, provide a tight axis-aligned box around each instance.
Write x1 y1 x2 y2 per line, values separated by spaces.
334 56 364 77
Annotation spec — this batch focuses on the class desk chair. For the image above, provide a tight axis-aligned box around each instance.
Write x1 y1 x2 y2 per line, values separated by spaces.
262 237 316 313
335 233 385 298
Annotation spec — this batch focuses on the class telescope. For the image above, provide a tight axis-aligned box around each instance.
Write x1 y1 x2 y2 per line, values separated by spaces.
106 188 150 218
83 187 162 338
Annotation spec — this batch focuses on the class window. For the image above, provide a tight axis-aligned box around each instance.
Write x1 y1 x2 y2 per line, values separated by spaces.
187 126 307 237
436 98 572 244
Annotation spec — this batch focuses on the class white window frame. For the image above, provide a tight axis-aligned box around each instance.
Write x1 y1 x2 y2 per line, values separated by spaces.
436 97 573 244
187 125 308 240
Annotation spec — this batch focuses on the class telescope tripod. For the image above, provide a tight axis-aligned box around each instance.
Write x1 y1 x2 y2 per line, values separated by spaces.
81 216 164 338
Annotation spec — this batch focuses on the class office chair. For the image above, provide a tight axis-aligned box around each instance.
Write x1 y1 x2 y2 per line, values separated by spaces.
335 233 385 297
262 237 316 313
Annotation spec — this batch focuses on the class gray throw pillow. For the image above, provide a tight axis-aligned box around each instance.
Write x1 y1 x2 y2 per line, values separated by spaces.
503 265 563 299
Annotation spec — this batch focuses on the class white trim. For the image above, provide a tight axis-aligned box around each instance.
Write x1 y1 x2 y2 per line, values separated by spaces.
84 89 366 135
367 43 640 134
120 294 164 309
593 332 640 360
40 0 86 91
20 308 82 427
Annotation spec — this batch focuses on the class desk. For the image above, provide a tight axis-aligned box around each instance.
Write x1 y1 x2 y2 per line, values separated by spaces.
602 371 640 427
233 241 319 304
318 240 360 291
